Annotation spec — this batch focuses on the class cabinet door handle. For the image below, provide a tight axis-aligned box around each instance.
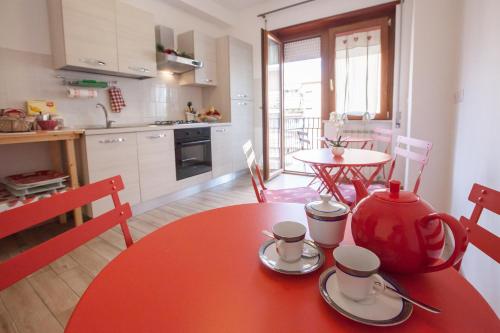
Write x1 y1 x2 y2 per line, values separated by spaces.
147 133 167 139
205 79 213 83
129 66 151 73
79 58 106 67
238 102 248 106
98 138 126 144
215 128 227 133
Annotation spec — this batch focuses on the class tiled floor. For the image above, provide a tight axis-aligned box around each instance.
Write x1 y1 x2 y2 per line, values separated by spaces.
0 173 313 333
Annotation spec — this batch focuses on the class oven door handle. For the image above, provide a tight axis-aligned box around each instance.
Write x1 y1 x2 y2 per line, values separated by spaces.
178 139 211 146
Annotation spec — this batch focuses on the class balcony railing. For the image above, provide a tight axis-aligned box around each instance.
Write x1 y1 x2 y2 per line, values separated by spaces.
268 115 322 173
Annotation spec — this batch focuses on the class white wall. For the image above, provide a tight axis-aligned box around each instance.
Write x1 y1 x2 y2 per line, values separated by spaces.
405 0 461 211
450 0 500 315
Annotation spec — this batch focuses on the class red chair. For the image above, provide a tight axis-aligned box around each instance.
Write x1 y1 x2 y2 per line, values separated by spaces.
0 175 133 291
338 135 433 204
454 183 500 270
243 141 320 204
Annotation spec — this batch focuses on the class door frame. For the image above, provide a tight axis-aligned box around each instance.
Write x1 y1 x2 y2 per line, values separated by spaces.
261 29 285 181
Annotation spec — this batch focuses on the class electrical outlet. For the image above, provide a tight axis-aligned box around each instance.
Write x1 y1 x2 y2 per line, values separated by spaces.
454 89 464 104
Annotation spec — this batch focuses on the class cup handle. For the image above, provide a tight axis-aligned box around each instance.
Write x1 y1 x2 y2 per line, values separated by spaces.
369 274 386 296
276 239 285 258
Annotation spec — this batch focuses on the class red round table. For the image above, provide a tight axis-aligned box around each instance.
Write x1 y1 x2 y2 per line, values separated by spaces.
294 148 392 204
65 203 498 332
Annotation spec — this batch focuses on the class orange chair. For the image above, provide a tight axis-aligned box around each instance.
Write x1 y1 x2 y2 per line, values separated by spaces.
243 140 319 204
454 183 500 270
0 175 133 291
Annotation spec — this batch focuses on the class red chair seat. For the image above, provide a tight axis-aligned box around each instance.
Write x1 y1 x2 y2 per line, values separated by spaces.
337 183 387 205
261 187 320 204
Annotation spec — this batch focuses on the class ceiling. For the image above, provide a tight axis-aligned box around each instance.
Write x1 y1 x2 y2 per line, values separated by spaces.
212 0 269 10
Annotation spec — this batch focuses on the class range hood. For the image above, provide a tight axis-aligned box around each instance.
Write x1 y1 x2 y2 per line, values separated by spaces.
156 53 202 74
155 25 203 74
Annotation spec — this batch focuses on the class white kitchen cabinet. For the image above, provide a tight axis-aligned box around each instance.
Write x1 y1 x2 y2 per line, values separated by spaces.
203 37 254 120
83 133 141 217
178 31 217 86
203 36 254 172
47 0 156 78
229 38 253 101
211 126 232 177
48 0 118 72
137 131 176 201
116 2 157 77
231 101 254 172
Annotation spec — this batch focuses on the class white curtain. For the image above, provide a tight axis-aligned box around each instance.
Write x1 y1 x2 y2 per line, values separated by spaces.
335 28 381 117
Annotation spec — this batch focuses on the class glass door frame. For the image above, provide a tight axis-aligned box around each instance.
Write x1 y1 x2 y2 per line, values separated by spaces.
262 29 285 181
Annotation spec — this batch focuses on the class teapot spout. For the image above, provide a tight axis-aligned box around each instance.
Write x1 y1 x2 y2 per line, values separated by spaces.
351 178 369 202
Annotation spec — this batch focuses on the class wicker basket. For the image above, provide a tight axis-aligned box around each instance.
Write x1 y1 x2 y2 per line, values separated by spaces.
0 117 33 132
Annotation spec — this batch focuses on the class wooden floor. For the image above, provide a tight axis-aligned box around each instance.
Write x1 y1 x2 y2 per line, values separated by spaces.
0 174 312 333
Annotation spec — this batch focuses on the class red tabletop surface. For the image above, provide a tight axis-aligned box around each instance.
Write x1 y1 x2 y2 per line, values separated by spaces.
294 148 391 167
65 203 498 333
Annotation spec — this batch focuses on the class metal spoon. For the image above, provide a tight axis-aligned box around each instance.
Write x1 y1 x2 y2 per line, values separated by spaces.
375 281 441 314
261 230 319 259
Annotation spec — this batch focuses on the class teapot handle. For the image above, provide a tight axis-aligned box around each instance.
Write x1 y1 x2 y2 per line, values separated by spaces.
421 213 469 273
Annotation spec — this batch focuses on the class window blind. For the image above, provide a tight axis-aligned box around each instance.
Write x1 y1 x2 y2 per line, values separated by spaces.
284 37 321 63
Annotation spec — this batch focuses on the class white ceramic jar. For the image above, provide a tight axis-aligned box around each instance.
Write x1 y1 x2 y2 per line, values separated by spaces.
304 194 350 248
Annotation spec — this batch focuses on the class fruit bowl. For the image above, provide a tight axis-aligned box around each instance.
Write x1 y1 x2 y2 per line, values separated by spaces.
37 120 58 130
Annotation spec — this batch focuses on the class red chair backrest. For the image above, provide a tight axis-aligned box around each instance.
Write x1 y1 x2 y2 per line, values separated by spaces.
387 135 433 193
455 183 500 270
0 175 133 291
242 140 266 203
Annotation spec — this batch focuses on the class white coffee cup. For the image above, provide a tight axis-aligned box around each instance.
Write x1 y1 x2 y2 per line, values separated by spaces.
333 245 386 301
272 221 306 262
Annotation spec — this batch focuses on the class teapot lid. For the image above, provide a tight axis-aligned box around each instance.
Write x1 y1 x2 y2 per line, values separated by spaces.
305 194 350 220
374 180 418 203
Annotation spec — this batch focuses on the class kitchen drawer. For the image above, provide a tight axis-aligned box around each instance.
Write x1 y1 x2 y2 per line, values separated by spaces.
85 133 140 216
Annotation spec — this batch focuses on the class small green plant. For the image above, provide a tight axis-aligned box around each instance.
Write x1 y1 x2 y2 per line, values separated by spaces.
325 136 346 148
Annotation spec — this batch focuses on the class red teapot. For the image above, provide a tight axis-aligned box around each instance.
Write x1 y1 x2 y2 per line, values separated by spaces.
351 179 468 274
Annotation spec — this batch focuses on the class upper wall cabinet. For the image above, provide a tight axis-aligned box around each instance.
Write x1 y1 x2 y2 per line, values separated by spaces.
229 38 253 101
202 36 253 122
177 31 217 86
47 0 156 78
116 2 157 76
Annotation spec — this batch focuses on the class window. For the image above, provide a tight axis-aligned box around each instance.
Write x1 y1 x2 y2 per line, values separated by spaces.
329 18 391 120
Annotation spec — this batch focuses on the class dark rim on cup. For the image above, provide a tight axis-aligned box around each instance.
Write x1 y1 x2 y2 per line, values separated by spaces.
335 261 379 278
272 233 305 243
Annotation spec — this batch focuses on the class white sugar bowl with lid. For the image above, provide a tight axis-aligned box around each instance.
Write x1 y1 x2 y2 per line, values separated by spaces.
304 194 350 248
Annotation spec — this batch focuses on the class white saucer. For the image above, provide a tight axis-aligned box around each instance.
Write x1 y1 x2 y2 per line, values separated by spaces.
319 267 413 326
258 240 325 275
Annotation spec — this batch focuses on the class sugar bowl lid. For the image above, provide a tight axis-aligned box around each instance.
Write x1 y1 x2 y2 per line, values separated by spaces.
305 194 350 221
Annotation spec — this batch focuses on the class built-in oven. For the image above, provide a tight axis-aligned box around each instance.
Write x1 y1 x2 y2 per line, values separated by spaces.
174 127 212 181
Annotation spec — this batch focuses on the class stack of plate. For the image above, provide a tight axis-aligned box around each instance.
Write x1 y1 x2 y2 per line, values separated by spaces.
3 170 68 198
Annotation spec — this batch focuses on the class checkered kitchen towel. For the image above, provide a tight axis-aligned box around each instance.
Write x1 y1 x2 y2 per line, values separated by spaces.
108 86 126 113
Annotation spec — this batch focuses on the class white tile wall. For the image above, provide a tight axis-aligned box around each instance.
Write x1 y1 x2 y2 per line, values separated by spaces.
0 46 204 179
0 47 203 127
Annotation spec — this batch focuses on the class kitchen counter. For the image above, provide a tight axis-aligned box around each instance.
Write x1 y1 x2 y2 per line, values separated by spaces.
83 122 231 136
0 129 84 144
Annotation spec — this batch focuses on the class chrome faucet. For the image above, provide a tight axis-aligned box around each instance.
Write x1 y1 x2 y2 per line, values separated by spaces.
96 103 115 128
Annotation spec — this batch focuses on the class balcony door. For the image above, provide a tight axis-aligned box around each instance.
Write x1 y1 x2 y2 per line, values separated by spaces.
262 30 284 180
